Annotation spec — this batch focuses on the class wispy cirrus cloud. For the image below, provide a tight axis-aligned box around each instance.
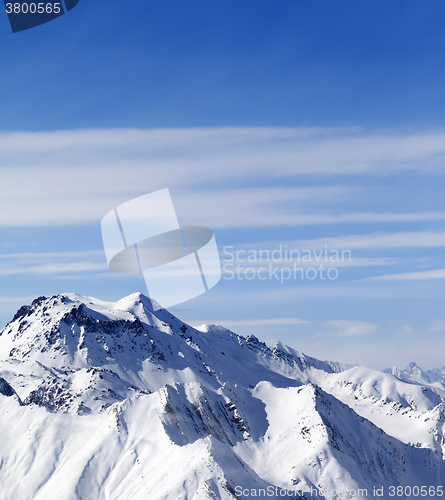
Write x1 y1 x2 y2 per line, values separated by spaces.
2 127 445 178
1 127 445 228
192 317 308 327
295 231 445 249
365 269 445 281
327 320 377 337
430 320 445 332
176 188 445 229
0 250 107 276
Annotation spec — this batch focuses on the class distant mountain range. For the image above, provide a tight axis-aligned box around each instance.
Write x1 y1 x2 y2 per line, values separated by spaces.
0 293 444 500
384 362 445 388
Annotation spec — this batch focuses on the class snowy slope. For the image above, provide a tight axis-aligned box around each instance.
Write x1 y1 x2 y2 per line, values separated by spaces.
0 292 444 500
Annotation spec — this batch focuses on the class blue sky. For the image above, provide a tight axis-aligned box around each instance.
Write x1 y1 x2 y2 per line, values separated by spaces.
2 0 445 129
1 1 445 370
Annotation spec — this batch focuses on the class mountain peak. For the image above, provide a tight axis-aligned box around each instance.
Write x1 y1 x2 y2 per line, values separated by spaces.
384 361 445 388
406 361 420 369
1 292 445 497
113 291 158 314
0 291 347 413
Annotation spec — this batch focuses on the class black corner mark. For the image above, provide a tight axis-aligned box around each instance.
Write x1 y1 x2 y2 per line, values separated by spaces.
4 1 64 33
64 0 78 12
4 0 80 33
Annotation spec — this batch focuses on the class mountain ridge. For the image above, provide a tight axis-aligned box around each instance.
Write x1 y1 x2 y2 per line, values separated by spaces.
384 361 445 388
0 292 444 500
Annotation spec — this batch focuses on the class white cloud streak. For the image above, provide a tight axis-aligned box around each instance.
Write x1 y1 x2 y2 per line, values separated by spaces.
430 320 445 332
327 320 377 337
295 231 445 249
192 317 308 327
0 250 108 276
1 127 445 227
365 269 445 281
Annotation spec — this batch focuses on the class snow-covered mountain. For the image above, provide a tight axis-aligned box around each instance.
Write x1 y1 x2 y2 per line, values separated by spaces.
0 293 444 500
384 362 445 389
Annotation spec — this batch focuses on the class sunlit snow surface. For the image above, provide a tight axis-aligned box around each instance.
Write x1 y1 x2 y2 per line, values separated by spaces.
0 292 444 500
